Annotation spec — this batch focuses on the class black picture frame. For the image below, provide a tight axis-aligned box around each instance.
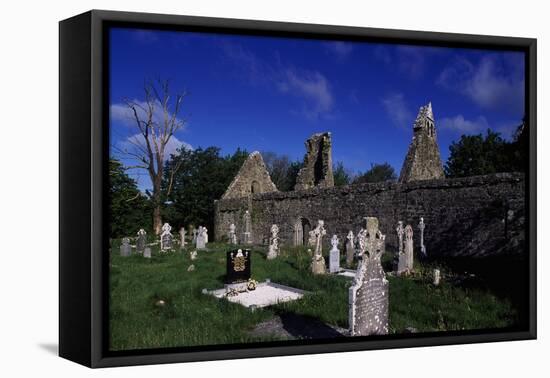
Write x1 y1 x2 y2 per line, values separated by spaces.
59 9 537 368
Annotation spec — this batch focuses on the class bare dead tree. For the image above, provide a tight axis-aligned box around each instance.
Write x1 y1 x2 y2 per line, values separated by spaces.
115 79 187 235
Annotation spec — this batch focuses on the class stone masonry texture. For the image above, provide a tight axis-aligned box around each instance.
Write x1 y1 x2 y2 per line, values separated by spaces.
294 132 334 190
214 173 525 258
399 102 445 183
222 151 278 200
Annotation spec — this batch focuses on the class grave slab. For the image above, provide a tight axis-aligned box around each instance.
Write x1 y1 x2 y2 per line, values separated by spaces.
204 281 307 308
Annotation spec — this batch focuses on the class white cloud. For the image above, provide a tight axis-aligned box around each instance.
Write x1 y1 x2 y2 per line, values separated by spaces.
278 69 334 119
439 115 489 134
222 42 335 120
437 55 525 114
110 99 187 131
324 41 353 60
382 93 413 128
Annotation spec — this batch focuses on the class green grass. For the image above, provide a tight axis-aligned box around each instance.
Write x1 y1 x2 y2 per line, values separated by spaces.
109 241 518 351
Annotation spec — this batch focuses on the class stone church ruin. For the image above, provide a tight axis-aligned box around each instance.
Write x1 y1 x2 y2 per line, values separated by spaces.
399 102 445 183
294 132 334 190
214 103 525 258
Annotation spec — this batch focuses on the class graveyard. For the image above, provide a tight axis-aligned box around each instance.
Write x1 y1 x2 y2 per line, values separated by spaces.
109 236 519 351
109 102 527 351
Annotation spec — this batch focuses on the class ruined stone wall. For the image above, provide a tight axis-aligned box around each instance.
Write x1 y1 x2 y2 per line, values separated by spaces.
214 173 525 258
399 102 445 182
294 132 334 190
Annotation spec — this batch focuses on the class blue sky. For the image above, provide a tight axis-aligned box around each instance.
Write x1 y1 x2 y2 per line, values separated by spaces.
109 27 525 190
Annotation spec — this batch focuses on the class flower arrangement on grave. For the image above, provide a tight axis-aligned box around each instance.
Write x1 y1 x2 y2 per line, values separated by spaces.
247 279 258 291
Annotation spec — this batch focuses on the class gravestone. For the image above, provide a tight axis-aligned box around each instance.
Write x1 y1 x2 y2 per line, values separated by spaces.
143 247 152 258
310 220 327 275
345 230 355 268
355 228 367 257
226 249 252 286
433 268 441 286
120 237 131 257
396 221 404 254
395 221 407 275
329 234 341 273
136 229 146 253
190 250 197 260
179 227 186 249
228 223 237 245
308 229 317 247
192 227 198 243
349 217 389 336
242 210 252 244
267 224 280 260
196 226 207 250
404 225 414 271
160 223 173 251
418 217 427 258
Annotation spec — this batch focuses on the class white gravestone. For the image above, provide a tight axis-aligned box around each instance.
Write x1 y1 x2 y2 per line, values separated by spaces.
404 225 414 271
310 220 327 275
349 217 389 336
242 210 252 244
396 221 407 275
418 217 427 258
120 237 131 257
345 230 355 268
143 247 152 258
228 223 237 245
160 223 173 251
267 224 280 260
136 229 146 253
433 268 441 286
329 235 341 273
196 226 207 250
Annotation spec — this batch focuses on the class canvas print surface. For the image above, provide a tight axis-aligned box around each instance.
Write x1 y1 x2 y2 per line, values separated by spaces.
108 27 528 352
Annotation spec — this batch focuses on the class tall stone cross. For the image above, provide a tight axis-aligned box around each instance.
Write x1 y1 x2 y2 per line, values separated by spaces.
418 217 426 257
396 221 404 254
349 217 389 336
404 225 414 271
345 230 355 268
242 210 252 244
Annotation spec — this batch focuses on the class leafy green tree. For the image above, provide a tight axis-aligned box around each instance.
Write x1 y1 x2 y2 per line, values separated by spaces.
262 151 302 191
353 162 397 184
444 129 517 178
162 147 248 233
109 159 151 238
333 161 352 186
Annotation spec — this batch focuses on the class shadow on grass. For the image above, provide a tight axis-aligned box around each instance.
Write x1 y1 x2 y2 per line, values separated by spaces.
274 310 345 339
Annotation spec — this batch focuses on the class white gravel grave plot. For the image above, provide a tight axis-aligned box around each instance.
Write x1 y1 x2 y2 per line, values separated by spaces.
207 282 306 308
